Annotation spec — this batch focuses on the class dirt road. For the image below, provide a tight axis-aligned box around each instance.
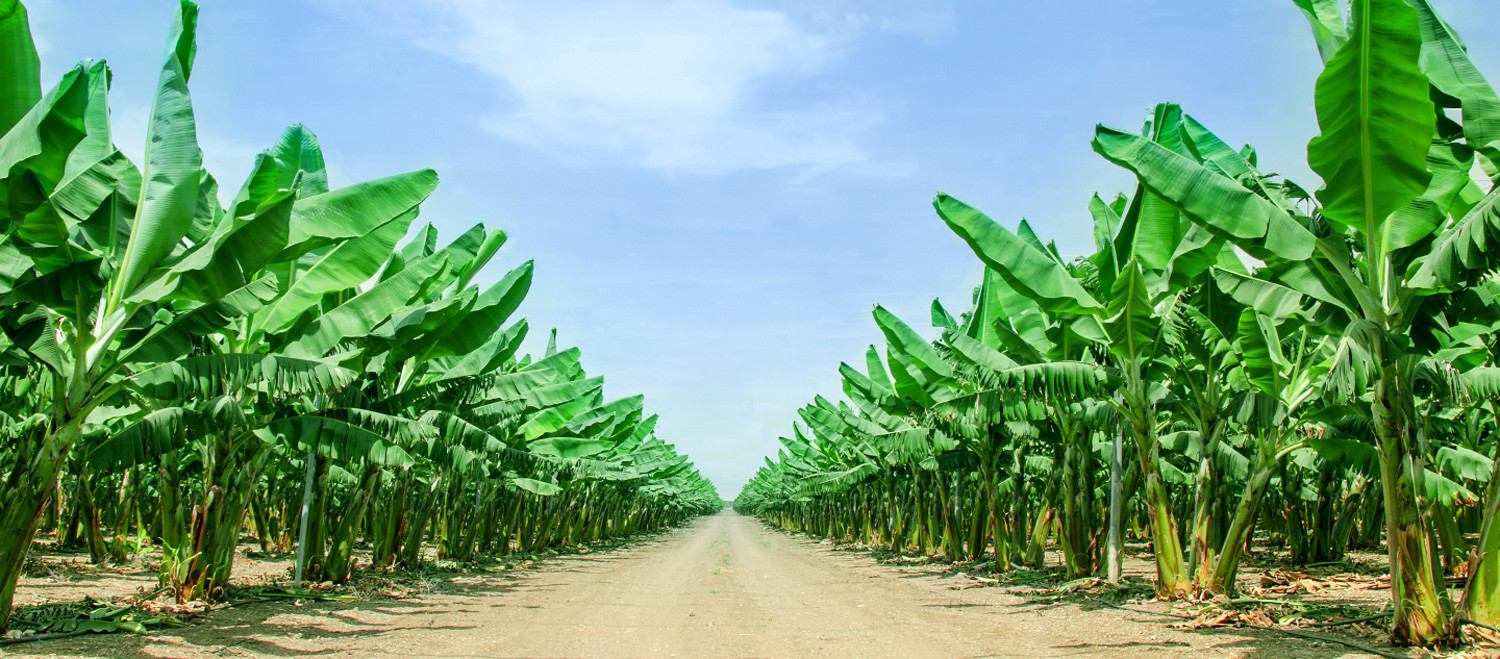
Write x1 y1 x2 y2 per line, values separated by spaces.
16 510 1366 658
396 509 1046 658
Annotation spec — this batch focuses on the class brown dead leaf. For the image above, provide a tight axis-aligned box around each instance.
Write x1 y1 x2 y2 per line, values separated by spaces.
1353 575 1392 590
1170 610 1234 630
1241 610 1277 627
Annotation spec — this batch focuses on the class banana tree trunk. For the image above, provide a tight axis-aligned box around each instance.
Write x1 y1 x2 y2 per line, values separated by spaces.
1374 360 1452 646
158 450 195 591
0 418 81 633
301 456 332 582
325 464 380 583
371 471 409 568
170 435 270 601
1027 462 1060 569
1009 444 1029 561
75 463 110 565
1331 472 1369 555
1206 436 1277 595
1129 414 1190 598
109 466 138 561
978 448 1006 567
1058 423 1095 577
1188 421 1225 586
935 470 959 560
398 489 435 569
1307 462 1342 563
1461 450 1500 626
966 476 988 562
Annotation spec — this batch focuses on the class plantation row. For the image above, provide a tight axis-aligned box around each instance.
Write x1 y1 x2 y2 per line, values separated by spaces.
736 0 1500 648
0 0 720 633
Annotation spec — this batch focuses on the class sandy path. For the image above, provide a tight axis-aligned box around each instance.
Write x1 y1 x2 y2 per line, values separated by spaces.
14 510 1370 658
393 509 1041 658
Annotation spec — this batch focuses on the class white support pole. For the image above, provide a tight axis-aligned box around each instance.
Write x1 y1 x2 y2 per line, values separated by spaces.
293 450 316 583
1107 425 1124 584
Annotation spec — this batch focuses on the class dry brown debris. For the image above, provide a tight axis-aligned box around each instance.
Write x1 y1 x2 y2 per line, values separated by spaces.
1170 608 1283 630
1249 568 1391 596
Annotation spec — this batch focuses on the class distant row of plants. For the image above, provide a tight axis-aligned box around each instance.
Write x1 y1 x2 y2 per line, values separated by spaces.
0 0 720 633
737 0 1500 647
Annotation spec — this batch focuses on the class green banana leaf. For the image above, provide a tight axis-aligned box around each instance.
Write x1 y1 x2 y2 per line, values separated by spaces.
1306 0 1433 247
0 0 40 135
109 0 202 308
935 193 1103 315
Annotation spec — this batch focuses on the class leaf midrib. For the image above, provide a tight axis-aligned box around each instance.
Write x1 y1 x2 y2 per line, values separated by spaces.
1359 0 1380 307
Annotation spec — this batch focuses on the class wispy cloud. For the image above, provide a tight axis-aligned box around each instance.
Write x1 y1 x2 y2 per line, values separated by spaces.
344 0 885 176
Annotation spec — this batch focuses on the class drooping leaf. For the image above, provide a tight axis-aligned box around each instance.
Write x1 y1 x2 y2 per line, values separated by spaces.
529 436 613 460
257 212 419 336
1408 0 1500 163
126 353 355 401
874 305 952 379
1093 125 1315 262
271 414 415 468
510 477 563 496
282 252 450 357
119 276 279 365
1409 187 1500 292
935 193 1104 314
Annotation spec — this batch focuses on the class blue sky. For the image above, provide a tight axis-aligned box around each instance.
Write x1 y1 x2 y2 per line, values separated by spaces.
27 0 1500 497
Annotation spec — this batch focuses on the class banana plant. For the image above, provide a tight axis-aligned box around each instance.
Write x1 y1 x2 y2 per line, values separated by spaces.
0 1 722 627
91 353 361 600
1093 0 1500 642
945 262 1114 577
1206 308 1332 594
935 196 1190 596
0 1 250 628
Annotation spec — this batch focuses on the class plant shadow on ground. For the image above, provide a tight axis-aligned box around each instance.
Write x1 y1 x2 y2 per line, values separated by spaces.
5 596 477 658
769 526 1416 659
4 528 683 658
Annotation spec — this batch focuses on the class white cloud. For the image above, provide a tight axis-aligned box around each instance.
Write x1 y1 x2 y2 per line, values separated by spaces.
372 0 883 175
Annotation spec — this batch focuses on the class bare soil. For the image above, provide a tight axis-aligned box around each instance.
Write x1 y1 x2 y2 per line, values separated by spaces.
4 511 1423 658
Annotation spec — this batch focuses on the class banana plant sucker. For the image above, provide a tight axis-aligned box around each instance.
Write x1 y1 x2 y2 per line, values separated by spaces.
1462 396 1500 626
1175 300 1236 588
